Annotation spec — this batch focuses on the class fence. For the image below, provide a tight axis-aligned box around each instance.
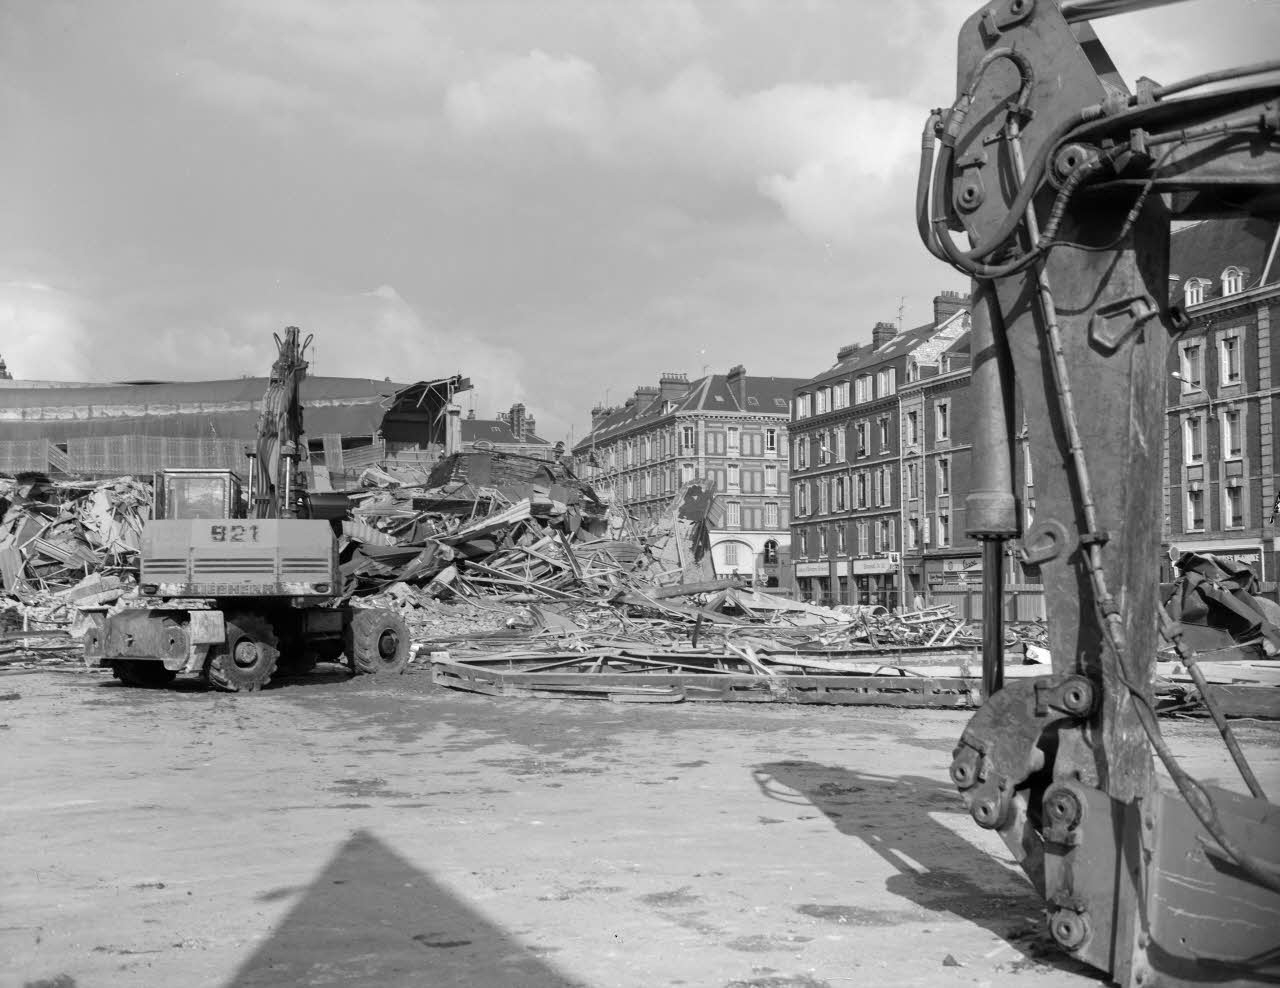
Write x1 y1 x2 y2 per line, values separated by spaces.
930 583 1047 622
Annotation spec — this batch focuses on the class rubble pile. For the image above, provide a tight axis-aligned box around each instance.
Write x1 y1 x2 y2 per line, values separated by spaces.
0 475 150 595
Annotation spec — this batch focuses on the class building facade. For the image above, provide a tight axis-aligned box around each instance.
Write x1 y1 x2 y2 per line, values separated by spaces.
1163 215 1280 581
789 293 971 606
571 367 802 586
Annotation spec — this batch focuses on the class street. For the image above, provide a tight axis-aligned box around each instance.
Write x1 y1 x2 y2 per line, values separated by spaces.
4 668 1277 988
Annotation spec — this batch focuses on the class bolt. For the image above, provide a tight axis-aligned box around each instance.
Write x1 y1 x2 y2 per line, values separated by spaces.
950 760 973 788
1050 909 1090 951
1044 786 1083 830
971 796 1004 829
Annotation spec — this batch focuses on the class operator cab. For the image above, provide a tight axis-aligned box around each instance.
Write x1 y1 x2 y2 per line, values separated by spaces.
153 469 245 520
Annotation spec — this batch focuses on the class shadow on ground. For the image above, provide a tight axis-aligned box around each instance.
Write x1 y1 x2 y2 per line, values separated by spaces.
223 829 580 987
753 760 1102 980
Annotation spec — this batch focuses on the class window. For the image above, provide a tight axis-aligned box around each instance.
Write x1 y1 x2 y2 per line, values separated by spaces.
837 527 846 553
765 464 778 490
907 516 919 549
763 538 778 562
1179 343 1203 390
796 393 813 419
727 427 740 453
835 476 847 511
877 367 897 397
819 529 828 555
765 428 778 453
727 463 740 489
1222 266 1243 296
1223 409 1242 459
906 410 919 446
799 529 808 555
644 472 653 495
706 431 726 455
742 468 763 493
856 422 868 457
935 401 951 441
818 479 829 514
727 501 741 527
681 425 696 451
815 389 828 415
796 437 808 469
724 542 740 566
906 359 918 383
681 462 695 482
1184 278 1205 307
1184 416 1204 463
1220 333 1241 385
837 382 851 409
765 503 779 528
1225 485 1244 528
857 521 869 555
937 457 950 495
878 417 889 451
854 375 871 404
907 461 919 499
937 512 951 546
819 432 831 465
1186 489 1204 531
857 473 868 509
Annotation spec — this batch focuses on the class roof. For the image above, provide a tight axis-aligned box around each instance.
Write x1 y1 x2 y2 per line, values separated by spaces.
575 372 805 453
0 375 459 443
461 419 550 445
1171 216 1280 294
800 318 951 389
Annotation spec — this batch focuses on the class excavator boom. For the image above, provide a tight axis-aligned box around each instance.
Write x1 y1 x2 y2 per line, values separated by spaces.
921 2 1280 983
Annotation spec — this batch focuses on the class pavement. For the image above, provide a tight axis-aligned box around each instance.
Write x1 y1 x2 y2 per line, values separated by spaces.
3 666 1277 988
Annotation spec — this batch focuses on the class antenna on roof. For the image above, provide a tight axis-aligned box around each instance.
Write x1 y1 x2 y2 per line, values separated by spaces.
897 296 905 331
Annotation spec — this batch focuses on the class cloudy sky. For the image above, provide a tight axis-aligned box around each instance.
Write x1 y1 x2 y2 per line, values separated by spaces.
2 0 1276 441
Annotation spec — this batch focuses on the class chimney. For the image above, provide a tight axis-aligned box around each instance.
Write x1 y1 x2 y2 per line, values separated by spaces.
872 322 897 348
726 364 747 408
446 404 463 455
508 402 526 439
659 371 690 404
590 404 612 429
836 343 862 362
0 355 10 380
932 289 970 326
524 415 537 439
634 385 659 411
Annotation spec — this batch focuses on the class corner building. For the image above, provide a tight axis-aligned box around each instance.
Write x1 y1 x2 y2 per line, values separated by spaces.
572 367 805 587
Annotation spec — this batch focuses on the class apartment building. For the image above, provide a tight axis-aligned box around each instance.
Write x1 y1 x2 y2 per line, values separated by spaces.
572 366 804 586
1163 215 1280 580
789 292 970 606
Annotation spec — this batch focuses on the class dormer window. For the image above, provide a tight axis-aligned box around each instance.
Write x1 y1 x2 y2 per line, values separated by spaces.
1184 278 1206 307
1222 266 1243 296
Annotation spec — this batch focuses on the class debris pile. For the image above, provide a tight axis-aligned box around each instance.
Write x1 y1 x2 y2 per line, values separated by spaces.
0 475 150 595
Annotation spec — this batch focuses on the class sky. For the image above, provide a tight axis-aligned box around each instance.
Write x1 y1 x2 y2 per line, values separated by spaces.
2 0 1277 443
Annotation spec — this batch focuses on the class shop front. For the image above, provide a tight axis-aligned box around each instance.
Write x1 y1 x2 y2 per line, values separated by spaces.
795 561 831 605
852 557 899 608
1162 540 1269 584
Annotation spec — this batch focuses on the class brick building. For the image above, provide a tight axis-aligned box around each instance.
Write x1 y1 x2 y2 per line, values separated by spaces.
1163 215 1280 580
461 402 554 459
572 367 803 586
789 292 970 606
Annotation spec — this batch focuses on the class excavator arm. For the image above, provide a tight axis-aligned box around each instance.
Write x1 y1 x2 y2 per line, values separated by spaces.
249 326 312 519
921 2 1280 983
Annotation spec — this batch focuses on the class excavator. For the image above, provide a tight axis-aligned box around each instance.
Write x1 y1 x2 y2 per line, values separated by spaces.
83 327 412 691
920 0 1278 983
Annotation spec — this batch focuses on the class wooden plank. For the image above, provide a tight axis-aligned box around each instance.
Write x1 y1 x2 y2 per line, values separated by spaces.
1204 685 1280 720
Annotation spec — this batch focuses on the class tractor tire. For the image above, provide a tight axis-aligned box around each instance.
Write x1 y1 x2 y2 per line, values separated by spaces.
110 660 177 688
205 612 279 693
346 608 411 676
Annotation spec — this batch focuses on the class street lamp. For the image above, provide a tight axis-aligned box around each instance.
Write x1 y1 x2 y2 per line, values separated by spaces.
1170 372 1217 420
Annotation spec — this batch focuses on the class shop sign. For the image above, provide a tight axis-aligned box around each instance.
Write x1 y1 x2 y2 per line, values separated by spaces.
941 558 977 572
834 561 849 577
795 561 829 577
852 558 897 575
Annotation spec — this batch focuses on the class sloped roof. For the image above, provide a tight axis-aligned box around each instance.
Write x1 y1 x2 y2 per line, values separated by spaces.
802 320 945 388
0 375 450 442
577 372 804 452
461 419 550 445
1171 216 1280 293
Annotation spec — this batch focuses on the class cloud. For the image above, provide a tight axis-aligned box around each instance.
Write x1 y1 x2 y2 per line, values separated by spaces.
444 51 607 140
0 281 96 381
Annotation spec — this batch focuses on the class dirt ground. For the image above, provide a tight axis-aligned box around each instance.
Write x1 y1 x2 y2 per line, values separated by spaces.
3 667 1277 988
